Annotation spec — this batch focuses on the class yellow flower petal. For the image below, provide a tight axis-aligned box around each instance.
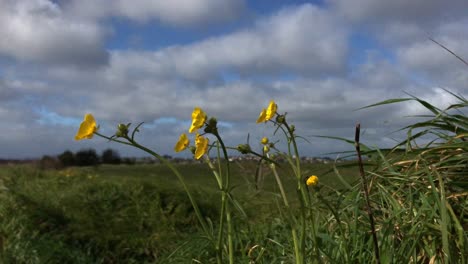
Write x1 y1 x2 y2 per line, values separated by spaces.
75 114 97 140
256 108 267 123
306 175 319 186
189 107 207 133
174 133 190 152
265 100 277 121
194 134 209 159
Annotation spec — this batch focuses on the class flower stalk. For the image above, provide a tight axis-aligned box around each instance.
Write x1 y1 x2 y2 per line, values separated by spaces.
355 123 380 264
211 130 234 264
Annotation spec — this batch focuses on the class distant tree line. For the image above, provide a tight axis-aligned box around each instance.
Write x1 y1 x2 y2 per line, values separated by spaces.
38 148 137 169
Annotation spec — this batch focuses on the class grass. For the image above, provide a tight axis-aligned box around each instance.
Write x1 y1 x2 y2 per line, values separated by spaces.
0 165 214 263
0 161 359 263
0 93 467 263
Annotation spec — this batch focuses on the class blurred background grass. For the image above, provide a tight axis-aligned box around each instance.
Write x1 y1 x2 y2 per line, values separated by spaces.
0 161 360 263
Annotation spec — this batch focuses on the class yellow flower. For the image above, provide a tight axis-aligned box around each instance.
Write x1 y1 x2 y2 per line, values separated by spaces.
256 108 267 123
75 114 97 140
174 133 190 152
266 100 277 120
261 137 269 145
256 100 277 123
306 175 319 186
189 107 207 133
194 133 209 159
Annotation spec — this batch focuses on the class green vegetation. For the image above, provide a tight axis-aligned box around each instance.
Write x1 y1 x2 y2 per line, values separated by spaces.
0 161 358 263
0 94 467 263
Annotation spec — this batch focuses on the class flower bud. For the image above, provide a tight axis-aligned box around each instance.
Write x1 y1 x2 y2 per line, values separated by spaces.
190 146 196 155
306 175 319 187
261 137 269 145
115 123 129 138
208 117 217 127
276 115 286 124
204 117 218 134
263 145 270 153
237 144 252 154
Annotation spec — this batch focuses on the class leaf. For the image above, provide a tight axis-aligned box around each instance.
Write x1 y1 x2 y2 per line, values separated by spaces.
357 98 413 110
227 193 247 219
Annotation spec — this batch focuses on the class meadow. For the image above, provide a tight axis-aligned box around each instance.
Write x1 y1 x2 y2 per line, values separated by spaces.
0 161 359 263
0 95 467 263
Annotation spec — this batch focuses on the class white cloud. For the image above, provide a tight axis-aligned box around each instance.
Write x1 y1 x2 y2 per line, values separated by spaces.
328 0 468 91
329 0 468 24
63 0 245 26
396 21 468 70
0 0 109 67
108 4 348 83
1 2 467 159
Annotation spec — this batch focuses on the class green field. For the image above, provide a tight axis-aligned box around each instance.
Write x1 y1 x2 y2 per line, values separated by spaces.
1 156 466 263
0 161 361 263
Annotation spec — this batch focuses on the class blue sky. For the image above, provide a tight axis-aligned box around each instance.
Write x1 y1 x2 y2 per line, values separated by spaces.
0 0 467 159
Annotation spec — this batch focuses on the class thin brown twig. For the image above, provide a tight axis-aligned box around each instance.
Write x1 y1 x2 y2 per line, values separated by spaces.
355 123 381 264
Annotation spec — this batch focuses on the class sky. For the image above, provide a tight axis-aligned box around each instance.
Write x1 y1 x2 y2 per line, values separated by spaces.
1 0 467 159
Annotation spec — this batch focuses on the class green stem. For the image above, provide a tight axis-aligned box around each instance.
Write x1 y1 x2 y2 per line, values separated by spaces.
269 161 289 207
282 122 310 264
292 228 302 264
212 132 234 264
216 193 226 264
204 156 223 189
284 123 310 208
226 196 234 264
307 204 320 262
354 125 380 264
269 154 302 263
204 147 225 264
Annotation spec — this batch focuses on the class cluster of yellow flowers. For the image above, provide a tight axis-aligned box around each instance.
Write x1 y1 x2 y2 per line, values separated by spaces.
74 100 318 186
174 107 209 159
256 101 319 187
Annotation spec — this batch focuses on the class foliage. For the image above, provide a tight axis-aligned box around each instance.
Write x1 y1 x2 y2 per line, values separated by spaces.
75 149 99 167
101 148 121 165
0 166 218 263
38 155 60 170
57 150 75 167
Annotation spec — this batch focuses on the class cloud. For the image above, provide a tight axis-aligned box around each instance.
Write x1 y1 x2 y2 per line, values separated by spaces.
394 21 468 84
0 79 21 102
108 4 348 83
328 0 468 90
39 3 349 123
0 0 109 67
0 55 459 159
63 0 245 26
1 2 467 159
329 0 468 24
